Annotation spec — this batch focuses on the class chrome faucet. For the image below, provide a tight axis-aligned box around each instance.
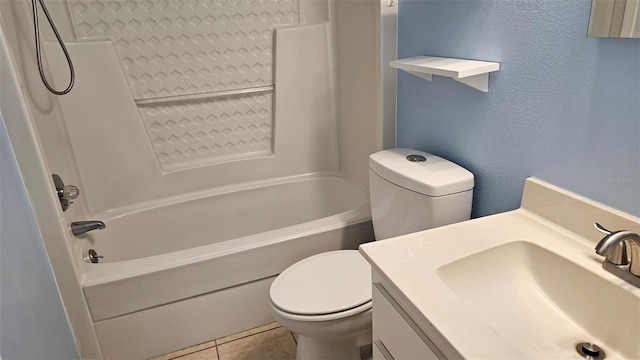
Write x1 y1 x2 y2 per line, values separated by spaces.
71 221 106 236
594 223 640 288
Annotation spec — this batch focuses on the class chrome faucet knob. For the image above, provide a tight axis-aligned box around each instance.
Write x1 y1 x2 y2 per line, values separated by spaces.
61 184 80 200
52 174 80 211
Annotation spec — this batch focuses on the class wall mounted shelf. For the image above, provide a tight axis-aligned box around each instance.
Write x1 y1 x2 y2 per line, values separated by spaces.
390 56 500 92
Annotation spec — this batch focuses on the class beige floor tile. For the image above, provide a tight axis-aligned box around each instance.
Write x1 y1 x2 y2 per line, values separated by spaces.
174 347 219 360
216 322 281 345
217 327 296 360
149 340 217 360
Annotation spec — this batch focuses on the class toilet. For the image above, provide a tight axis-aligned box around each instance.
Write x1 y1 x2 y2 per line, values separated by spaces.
269 148 474 360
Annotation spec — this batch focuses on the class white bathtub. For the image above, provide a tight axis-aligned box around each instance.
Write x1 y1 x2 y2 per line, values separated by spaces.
79 175 373 359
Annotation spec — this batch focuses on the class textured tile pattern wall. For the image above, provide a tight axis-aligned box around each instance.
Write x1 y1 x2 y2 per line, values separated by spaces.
68 0 299 98
138 92 272 170
67 0 297 170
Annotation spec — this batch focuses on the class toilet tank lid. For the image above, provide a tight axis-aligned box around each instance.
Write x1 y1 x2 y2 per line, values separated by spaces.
369 149 474 197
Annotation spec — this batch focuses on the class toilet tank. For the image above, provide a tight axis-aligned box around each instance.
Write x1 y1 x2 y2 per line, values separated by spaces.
368 149 474 240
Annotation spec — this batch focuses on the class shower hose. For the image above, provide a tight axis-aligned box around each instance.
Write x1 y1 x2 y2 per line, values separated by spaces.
31 0 75 95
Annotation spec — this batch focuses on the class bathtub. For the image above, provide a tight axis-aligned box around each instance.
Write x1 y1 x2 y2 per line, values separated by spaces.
78 175 373 359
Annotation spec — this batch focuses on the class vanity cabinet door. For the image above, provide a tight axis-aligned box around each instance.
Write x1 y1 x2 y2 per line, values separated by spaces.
372 283 442 360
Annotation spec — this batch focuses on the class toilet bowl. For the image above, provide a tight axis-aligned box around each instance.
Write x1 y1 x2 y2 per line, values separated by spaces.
269 250 372 360
269 149 475 359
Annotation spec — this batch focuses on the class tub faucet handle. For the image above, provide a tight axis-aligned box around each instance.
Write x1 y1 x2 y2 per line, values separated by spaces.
52 174 79 211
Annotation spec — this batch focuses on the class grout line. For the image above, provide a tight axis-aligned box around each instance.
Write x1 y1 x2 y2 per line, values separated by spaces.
168 344 216 360
159 324 283 359
290 332 297 345
215 325 282 345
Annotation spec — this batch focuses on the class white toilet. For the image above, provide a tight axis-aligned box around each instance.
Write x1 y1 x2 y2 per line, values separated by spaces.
269 148 474 360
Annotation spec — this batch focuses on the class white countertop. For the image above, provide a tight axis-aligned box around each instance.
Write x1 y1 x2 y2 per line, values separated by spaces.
360 178 640 359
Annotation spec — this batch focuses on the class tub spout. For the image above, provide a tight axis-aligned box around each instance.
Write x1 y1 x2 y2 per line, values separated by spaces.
71 221 105 236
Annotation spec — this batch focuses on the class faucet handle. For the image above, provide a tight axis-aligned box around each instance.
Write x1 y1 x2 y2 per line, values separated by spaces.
61 184 80 200
594 222 612 235
52 174 80 211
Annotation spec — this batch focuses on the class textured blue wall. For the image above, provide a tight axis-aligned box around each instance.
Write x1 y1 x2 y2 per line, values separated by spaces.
0 115 79 360
397 0 640 217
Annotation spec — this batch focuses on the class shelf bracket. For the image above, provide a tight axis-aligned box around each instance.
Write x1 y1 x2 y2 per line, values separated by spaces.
454 73 490 92
405 70 432 82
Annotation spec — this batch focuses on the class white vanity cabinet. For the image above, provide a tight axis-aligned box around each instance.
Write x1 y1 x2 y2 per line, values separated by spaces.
372 274 446 360
361 178 640 360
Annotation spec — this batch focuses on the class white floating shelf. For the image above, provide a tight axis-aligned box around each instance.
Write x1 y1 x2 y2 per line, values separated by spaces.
390 56 500 92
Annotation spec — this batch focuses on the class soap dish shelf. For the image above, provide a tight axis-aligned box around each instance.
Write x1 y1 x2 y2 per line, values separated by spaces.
390 56 500 92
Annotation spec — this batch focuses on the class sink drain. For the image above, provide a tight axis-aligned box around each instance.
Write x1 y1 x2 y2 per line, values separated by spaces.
576 342 606 360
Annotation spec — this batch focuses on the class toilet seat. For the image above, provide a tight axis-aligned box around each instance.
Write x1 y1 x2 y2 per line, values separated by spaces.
270 250 372 321
270 299 372 322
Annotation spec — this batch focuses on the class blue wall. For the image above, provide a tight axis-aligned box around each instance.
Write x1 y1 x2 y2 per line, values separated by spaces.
397 0 640 217
0 114 79 360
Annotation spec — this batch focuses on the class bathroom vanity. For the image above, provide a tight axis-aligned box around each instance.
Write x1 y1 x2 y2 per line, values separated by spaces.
360 178 640 359
370 277 447 359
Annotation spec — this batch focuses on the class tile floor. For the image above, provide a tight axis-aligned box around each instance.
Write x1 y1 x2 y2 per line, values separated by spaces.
151 323 297 360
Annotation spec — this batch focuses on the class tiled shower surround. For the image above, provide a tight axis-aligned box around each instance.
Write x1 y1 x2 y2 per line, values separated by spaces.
67 0 298 170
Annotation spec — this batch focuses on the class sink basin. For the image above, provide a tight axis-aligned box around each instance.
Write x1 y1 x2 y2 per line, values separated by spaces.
437 241 639 359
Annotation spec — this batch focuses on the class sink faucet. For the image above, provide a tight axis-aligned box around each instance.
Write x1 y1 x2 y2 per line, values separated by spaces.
71 221 106 236
594 223 640 288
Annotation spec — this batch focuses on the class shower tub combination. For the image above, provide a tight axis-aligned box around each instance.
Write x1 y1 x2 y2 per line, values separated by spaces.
0 0 386 358
80 176 373 359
